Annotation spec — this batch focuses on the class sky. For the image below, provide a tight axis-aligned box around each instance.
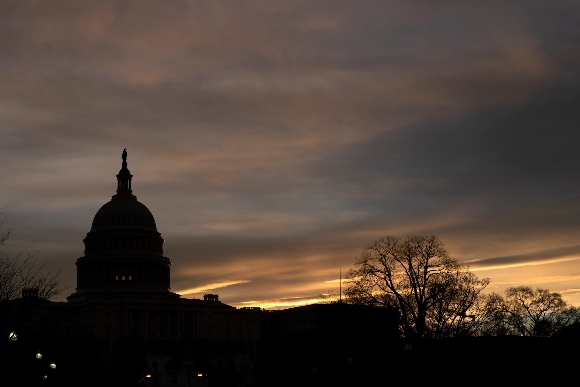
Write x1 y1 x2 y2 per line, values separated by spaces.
1 0 580 309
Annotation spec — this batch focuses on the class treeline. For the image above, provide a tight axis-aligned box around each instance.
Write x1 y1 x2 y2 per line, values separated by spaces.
344 235 580 339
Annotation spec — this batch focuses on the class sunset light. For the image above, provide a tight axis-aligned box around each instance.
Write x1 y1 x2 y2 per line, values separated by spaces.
1 2 579 385
1 1 579 312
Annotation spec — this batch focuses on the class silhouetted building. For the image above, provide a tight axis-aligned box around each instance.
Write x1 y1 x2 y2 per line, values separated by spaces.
68 154 175 301
65 153 253 356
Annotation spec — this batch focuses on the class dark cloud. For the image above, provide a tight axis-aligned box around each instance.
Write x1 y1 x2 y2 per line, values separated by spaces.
466 245 580 268
1 1 580 306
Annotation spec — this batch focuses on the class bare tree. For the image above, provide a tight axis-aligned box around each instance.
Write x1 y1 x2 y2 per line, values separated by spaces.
344 235 489 339
480 286 580 337
0 215 64 301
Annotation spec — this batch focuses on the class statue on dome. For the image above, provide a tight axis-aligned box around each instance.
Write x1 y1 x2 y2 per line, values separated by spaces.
122 148 127 162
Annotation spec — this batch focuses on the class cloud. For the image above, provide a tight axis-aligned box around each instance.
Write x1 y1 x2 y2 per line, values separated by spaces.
2 1 580 307
176 280 250 296
470 256 580 272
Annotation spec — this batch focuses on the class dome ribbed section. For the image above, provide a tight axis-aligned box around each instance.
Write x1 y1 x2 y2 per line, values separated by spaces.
91 198 157 229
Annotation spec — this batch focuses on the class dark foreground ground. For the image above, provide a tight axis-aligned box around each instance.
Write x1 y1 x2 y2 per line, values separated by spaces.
256 331 578 386
2 327 578 387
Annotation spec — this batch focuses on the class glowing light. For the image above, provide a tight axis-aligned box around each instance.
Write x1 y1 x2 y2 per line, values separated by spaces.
50 363 56 369
197 373 203 377
177 280 250 295
36 352 43 359
469 256 580 272
42 375 47 379
145 374 152 378
8 331 17 341
237 295 327 310
325 278 353 284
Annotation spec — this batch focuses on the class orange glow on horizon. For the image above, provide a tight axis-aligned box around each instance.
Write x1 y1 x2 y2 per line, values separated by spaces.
176 280 250 296
469 256 580 272
234 295 331 310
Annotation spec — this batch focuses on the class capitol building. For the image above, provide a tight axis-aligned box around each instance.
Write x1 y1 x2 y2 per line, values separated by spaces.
66 151 261 353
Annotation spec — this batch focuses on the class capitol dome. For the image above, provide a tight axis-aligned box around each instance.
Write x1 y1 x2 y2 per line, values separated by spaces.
68 150 177 301
91 198 157 229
